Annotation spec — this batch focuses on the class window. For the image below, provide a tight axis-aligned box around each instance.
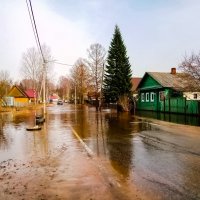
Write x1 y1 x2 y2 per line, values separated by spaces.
146 93 149 102
150 92 154 102
193 93 197 99
141 93 145 102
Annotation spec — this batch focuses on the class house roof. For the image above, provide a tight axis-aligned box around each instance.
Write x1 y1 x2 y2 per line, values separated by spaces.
7 85 29 98
131 77 142 91
25 89 36 98
148 72 187 90
49 94 59 99
138 71 200 92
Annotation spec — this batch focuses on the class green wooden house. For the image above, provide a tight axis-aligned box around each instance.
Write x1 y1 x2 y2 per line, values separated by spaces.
136 68 200 115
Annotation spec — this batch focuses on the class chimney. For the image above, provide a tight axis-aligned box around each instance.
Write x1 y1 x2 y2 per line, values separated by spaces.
171 67 176 75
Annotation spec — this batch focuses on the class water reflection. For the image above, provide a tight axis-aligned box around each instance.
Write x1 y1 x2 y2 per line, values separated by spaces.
1 105 200 199
95 112 107 156
73 105 90 138
136 110 200 126
0 113 9 149
104 112 134 178
29 122 49 157
71 106 108 157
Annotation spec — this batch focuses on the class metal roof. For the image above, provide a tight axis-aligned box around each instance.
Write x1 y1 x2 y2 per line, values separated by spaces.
131 77 142 91
147 72 190 91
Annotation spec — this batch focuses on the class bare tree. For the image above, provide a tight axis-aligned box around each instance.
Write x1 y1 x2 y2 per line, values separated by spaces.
21 47 41 88
20 44 54 101
180 53 200 80
179 52 200 90
0 70 12 99
42 44 54 81
57 75 70 100
70 58 89 104
19 78 35 91
86 43 106 98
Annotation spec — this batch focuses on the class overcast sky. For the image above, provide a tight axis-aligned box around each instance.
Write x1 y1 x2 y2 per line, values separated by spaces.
1 0 200 82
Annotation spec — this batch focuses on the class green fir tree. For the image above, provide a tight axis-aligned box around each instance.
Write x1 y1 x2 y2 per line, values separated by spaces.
103 25 132 111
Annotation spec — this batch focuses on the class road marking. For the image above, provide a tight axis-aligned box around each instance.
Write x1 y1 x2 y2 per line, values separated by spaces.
68 125 124 189
69 125 94 157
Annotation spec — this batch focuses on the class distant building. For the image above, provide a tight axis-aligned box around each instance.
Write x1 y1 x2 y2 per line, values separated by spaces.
49 93 59 103
131 77 142 98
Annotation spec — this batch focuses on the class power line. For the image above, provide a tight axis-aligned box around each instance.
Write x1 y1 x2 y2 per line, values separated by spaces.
53 61 74 66
26 0 45 63
25 0 40 55
26 0 74 67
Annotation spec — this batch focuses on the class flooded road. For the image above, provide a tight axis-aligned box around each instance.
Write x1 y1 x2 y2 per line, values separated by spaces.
0 104 200 199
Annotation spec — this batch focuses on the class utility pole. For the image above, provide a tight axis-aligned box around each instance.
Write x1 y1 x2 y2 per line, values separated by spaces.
43 62 46 115
99 63 105 111
75 85 77 105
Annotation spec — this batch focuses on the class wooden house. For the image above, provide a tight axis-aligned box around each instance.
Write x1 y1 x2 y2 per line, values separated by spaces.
136 68 200 115
6 85 30 106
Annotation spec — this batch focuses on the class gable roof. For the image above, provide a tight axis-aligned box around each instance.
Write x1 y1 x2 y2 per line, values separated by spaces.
148 72 187 90
131 77 142 91
25 89 36 98
138 71 199 92
7 85 29 98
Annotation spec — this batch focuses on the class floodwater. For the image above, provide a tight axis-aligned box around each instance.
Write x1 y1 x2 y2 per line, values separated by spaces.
0 104 200 199
136 110 200 126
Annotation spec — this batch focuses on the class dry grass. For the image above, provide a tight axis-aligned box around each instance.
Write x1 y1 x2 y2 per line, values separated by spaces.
0 104 44 114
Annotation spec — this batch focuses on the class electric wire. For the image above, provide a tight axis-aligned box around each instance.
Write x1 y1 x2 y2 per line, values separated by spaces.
25 0 40 55
53 61 74 66
26 0 74 67
26 0 45 63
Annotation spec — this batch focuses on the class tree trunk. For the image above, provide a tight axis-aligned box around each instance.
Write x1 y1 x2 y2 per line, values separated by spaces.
118 94 129 112
95 97 99 111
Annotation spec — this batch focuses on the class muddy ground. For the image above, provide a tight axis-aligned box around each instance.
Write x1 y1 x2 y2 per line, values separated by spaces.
0 142 145 200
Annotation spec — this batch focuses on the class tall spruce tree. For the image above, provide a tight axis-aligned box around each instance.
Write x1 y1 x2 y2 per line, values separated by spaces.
103 25 132 111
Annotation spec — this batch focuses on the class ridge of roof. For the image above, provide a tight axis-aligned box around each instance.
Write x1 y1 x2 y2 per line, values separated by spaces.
146 72 188 90
9 85 29 97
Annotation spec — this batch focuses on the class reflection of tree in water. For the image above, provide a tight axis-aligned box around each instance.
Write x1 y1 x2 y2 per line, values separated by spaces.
105 112 134 178
71 105 91 139
0 115 9 149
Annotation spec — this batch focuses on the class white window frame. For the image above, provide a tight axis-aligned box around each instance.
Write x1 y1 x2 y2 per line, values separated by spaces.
146 93 149 102
141 93 145 102
150 92 154 102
